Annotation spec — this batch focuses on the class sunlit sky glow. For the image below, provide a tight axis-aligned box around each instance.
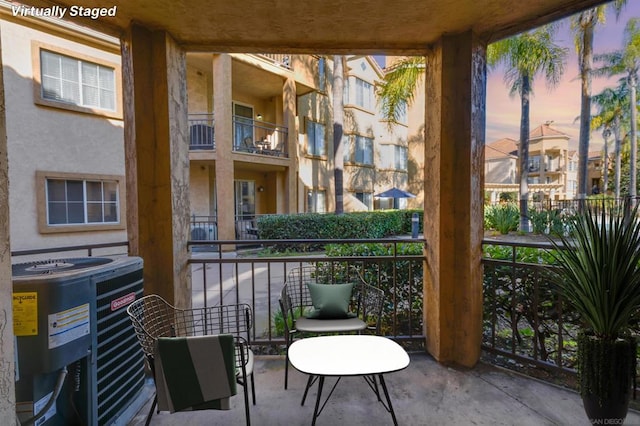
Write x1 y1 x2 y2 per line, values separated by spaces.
486 2 639 149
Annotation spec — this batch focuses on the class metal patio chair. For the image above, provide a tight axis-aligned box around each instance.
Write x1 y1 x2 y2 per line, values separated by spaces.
127 295 255 425
279 265 385 389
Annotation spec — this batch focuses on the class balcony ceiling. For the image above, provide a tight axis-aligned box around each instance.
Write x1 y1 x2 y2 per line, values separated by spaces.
23 0 607 53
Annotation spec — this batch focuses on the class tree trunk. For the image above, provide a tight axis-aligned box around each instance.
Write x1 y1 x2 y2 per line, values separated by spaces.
614 118 622 199
603 131 609 194
519 74 531 232
333 55 344 214
577 16 594 201
629 74 638 200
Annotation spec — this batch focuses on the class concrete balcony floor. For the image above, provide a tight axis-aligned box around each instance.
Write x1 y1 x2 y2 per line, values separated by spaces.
128 352 640 426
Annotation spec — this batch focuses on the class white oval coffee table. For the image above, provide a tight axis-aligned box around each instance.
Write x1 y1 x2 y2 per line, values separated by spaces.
288 335 410 425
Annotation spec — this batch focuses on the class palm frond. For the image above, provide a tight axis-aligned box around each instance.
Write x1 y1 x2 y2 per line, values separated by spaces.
376 56 425 128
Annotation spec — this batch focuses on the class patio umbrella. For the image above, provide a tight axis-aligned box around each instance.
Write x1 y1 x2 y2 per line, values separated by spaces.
374 187 416 198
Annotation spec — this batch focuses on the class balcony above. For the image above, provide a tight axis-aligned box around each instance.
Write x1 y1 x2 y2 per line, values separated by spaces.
189 113 215 150
233 115 288 158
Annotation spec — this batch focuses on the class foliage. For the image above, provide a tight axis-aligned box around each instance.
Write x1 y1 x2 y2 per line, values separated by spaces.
483 244 578 368
484 203 519 234
321 242 423 336
500 192 517 202
547 200 640 339
594 18 640 198
529 209 549 234
257 210 422 251
487 25 567 231
376 56 425 128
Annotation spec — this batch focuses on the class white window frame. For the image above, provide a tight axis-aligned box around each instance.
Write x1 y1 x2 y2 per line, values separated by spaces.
355 78 373 110
306 188 326 213
394 145 408 170
37 171 125 234
355 135 373 165
32 42 122 119
307 119 326 156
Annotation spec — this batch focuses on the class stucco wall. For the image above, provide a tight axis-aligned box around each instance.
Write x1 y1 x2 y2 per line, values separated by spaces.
2 19 126 251
187 64 210 113
189 164 211 216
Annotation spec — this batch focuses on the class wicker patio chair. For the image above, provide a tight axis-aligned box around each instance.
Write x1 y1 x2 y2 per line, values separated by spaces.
279 265 385 389
127 295 255 425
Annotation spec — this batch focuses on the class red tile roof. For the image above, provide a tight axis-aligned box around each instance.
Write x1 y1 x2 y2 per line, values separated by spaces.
529 123 570 140
485 138 518 160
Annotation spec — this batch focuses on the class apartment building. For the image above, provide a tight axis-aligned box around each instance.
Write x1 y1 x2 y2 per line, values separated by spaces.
3 5 415 251
186 54 411 241
2 7 127 252
484 123 579 201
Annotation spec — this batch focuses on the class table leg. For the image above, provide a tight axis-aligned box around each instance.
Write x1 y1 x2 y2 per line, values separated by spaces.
301 375 315 406
378 374 398 426
312 376 325 426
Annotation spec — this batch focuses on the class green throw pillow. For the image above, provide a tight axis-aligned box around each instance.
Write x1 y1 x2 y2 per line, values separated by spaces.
306 282 354 319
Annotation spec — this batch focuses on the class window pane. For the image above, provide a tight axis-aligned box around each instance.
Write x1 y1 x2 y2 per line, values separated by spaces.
60 56 79 81
87 203 103 222
316 191 326 213
66 180 84 202
104 202 118 222
48 203 66 224
61 80 80 104
40 50 115 111
67 202 84 223
316 124 325 155
86 181 102 201
104 182 118 202
99 67 115 90
100 89 115 110
47 180 66 202
82 62 98 86
83 85 100 107
41 51 60 77
42 76 62 100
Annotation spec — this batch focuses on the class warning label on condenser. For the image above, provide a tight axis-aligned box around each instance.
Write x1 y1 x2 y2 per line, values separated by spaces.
13 292 38 336
48 303 90 349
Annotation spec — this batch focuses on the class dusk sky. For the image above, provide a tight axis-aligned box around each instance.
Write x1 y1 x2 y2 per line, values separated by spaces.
486 2 640 149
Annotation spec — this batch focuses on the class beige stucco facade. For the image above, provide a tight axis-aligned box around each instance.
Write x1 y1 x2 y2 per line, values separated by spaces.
2 13 126 252
485 124 581 201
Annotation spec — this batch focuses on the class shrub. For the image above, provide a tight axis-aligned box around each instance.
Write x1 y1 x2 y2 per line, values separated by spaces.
256 210 423 251
529 209 548 234
485 203 519 234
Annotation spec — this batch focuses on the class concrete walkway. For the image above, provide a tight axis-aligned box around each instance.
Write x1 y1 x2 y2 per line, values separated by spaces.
127 352 640 426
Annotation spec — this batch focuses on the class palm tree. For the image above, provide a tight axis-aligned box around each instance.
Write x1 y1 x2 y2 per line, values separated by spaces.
571 1 626 200
376 56 425 129
487 26 567 232
332 55 345 214
591 83 630 198
595 18 640 200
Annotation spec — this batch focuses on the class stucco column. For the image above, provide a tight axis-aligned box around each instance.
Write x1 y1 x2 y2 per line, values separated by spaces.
0 35 17 422
121 24 191 307
423 31 486 367
283 76 297 213
212 54 235 240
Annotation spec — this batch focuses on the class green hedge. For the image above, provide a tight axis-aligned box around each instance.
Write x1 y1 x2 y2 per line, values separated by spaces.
256 209 423 241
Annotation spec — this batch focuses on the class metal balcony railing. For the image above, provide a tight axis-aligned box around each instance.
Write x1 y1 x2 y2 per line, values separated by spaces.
233 116 288 158
188 113 215 150
187 238 426 349
256 53 292 69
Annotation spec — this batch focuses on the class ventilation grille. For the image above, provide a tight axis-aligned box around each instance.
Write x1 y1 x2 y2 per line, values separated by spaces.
95 269 145 425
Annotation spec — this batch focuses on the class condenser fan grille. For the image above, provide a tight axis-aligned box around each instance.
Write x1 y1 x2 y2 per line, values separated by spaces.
12 257 113 277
